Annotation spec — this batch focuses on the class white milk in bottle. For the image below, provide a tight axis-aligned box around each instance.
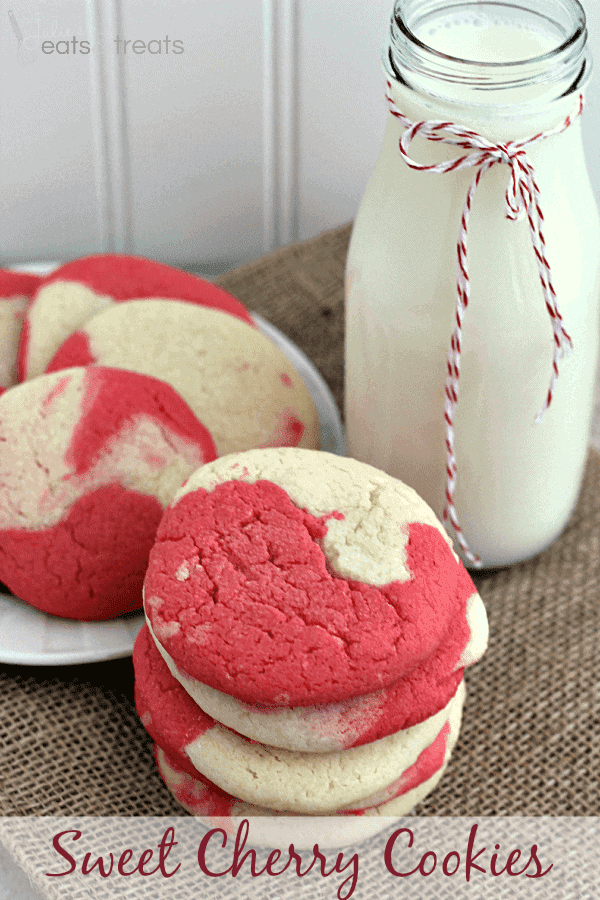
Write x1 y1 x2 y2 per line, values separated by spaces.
345 0 600 567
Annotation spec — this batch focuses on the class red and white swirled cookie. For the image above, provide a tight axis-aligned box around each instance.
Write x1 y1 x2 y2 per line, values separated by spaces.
45 300 320 456
0 270 41 389
18 254 255 381
134 623 465 815
143 449 487 721
0 367 216 620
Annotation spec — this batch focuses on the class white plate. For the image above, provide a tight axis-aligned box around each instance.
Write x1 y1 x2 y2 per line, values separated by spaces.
0 271 345 666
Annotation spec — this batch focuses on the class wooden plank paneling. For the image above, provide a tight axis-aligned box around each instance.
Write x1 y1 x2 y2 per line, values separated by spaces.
0 0 101 264
262 0 299 252
120 0 264 269
296 0 392 241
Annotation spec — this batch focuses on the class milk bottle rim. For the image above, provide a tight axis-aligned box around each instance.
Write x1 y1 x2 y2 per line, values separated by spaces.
384 0 590 108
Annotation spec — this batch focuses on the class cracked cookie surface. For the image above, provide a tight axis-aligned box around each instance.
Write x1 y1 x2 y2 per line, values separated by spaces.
145 449 483 706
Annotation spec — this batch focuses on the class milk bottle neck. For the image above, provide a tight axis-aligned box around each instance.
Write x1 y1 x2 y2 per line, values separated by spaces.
384 0 590 142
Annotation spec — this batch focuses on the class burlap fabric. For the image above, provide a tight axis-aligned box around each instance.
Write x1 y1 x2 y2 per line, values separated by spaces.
0 223 599 821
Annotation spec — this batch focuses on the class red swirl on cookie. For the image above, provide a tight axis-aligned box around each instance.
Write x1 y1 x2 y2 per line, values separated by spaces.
134 622 216 751
0 269 42 389
0 271 41 298
45 300 320 457
0 367 216 619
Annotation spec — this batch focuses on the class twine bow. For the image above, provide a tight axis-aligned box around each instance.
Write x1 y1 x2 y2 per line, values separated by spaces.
385 81 584 566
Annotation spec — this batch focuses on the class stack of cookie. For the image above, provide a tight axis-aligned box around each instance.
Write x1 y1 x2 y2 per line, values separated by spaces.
0 256 320 620
135 448 488 844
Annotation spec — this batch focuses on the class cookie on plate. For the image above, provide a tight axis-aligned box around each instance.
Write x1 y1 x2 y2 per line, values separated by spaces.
46 300 321 456
0 270 41 389
0 367 216 620
18 254 255 381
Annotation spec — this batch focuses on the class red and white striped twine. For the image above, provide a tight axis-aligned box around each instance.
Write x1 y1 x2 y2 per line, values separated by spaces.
385 81 584 567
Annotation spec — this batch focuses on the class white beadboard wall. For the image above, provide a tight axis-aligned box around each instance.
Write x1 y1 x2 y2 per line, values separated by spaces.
1 0 600 272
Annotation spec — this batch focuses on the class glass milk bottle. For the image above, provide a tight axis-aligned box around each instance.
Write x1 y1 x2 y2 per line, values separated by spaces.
345 0 600 568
